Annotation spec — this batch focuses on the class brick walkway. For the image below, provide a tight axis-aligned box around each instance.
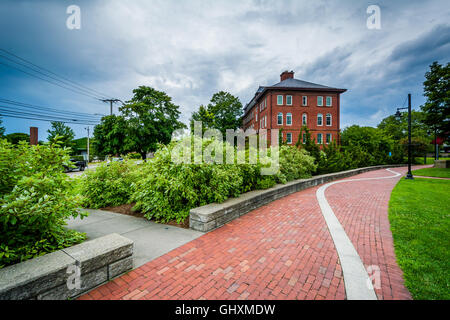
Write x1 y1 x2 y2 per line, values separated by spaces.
80 167 416 300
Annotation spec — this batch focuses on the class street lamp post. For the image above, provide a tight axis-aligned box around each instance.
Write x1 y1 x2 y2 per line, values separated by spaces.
395 93 414 180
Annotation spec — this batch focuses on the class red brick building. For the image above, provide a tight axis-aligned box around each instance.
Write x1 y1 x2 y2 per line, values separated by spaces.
243 71 346 146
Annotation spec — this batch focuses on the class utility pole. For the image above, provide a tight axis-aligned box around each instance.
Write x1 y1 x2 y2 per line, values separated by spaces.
85 126 90 167
101 99 121 115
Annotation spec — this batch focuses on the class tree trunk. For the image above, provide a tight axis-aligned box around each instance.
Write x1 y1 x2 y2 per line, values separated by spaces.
141 151 147 162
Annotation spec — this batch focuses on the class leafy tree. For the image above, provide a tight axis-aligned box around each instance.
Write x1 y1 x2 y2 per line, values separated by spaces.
47 121 75 151
5 132 29 144
0 118 4 138
120 86 186 160
341 125 393 165
421 61 450 141
191 91 243 137
400 136 430 160
316 141 354 174
190 105 215 133
378 110 433 161
378 111 430 141
93 115 129 158
297 126 321 164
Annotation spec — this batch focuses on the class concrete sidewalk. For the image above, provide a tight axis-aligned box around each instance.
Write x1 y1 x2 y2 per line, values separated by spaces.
67 209 203 268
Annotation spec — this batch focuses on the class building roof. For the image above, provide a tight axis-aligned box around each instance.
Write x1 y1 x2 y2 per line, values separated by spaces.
243 78 347 116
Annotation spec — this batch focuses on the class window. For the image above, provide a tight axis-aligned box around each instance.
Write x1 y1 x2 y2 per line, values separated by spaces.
286 95 292 105
302 133 307 144
302 96 307 106
326 113 332 126
326 96 332 107
286 133 292 144
277 112 283 125
277 95 283 105
286 113 292 125
264 98 267 109
326 133 332 144
317 133 323 144
302 113 307 125
317 96 323 106
264 116 267 128
255 113 258 121
317 113 323 126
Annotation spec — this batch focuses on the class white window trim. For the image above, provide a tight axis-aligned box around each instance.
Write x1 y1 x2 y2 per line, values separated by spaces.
302 96 307 106
264 115 267 128
286 133 292 144
286 113 292 126
326 113 332 126
317 113 323 126
326 133 332 144
317 96 323 107
277 95 283 105
286 95 293 106
326 96 332 107
277 112 283 125
317 133 323 144
302 113 307 126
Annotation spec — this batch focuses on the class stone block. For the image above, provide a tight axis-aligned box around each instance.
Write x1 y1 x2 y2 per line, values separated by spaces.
62 233 133 274
0 250 75 300
108 256 133 279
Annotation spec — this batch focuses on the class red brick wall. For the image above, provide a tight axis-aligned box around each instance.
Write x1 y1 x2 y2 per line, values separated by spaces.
243 90 341 146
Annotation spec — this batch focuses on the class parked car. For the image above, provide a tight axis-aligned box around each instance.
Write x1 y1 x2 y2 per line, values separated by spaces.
106 156 124 165
63 158 87 172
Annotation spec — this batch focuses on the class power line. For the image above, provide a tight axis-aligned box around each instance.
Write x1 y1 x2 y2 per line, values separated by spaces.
0 61 105 100
0 48 122 118
0 98 105 119
0 106 100 123
0 107 101 123
0 53 108 100
0 113 100 125
0 48 113 99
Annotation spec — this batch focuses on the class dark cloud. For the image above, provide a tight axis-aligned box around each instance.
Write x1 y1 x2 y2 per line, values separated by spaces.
0 0 449 140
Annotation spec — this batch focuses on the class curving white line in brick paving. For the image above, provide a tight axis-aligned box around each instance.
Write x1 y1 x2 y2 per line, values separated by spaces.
316 168 401 300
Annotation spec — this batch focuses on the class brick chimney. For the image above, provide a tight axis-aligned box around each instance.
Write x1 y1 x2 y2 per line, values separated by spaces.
30 127 38 145
280 70 294 81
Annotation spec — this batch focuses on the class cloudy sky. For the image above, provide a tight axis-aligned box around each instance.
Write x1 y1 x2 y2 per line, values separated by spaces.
0 0 449 140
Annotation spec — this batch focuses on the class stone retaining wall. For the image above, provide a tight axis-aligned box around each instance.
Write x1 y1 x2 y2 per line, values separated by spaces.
190 164 405 232
434 160 450 168
0 233 133 300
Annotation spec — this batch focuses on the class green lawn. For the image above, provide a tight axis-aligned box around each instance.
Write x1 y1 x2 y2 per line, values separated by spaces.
412 167 450 178
413 157 449 165
389 178 450 299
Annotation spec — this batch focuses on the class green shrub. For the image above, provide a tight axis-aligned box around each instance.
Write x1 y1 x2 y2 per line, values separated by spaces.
0 139 86 268
127 152 142 160
79 160 139 209
131 137 316 223
276 145 317 183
